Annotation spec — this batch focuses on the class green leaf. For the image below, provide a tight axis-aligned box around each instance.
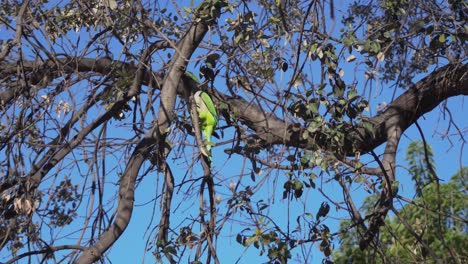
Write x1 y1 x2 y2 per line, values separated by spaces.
281 62 288 72
286 155 295 162
185 71 199 83
362 122 374 135
236 234 243 245
316 202 330 220
439 33 446 43
205 53 221 68
250 171 256 182
309 101 319 114
268 16 281 23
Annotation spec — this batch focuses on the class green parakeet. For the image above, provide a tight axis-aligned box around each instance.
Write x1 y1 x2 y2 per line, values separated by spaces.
194 90 218 158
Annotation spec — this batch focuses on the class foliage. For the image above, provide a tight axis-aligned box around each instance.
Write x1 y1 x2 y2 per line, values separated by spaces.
333 152 467 263
406 141 437 196
342 0 466 86
0 0 466 263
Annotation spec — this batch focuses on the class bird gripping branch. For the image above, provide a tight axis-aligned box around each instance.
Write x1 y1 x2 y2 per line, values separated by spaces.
194 90 218 159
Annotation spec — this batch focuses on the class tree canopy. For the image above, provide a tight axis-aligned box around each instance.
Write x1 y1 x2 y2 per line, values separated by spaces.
0 0 466 263
333 143 467 263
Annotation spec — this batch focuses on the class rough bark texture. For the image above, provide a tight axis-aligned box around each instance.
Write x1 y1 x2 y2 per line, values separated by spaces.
2 61 466 157
2 55 466 261
350 63 468 154
214 63 468 155
74 46 154 263
74 137 153 263
73 14 212 263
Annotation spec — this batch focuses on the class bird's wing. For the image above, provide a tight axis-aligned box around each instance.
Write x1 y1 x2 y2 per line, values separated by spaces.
185 71 200 83
200 92 218 124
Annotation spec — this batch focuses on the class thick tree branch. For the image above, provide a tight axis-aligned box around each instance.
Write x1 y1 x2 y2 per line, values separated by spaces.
212 63 468 155
75 135 155 263
359 114 403 249
75 46 153 263
156 19 209 133
1 58 465 263
154 16 211 259
1 1 465 262
350 63 468 154
3 59 466 157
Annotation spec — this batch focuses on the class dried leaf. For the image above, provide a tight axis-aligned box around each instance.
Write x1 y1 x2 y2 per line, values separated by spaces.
346 54 356 62
377 51 385 61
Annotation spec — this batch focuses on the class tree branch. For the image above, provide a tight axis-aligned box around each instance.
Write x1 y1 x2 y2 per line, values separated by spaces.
153 13 211 263
212 63 468 155
74 135 155 263
3 58 465 157
75 45 153 263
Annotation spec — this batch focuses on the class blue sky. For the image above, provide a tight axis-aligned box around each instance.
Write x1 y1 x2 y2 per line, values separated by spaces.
104 93 465 263
0 1 466 263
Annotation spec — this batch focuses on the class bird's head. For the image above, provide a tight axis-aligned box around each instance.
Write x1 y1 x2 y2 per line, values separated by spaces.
194 90 207 112
194 90 203 106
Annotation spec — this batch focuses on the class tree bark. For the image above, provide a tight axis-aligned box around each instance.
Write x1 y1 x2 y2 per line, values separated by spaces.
2 54 466 262
214 63 468 155
2 61 466 157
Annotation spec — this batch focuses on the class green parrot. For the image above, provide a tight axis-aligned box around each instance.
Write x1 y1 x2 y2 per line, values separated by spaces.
194 90 218 159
